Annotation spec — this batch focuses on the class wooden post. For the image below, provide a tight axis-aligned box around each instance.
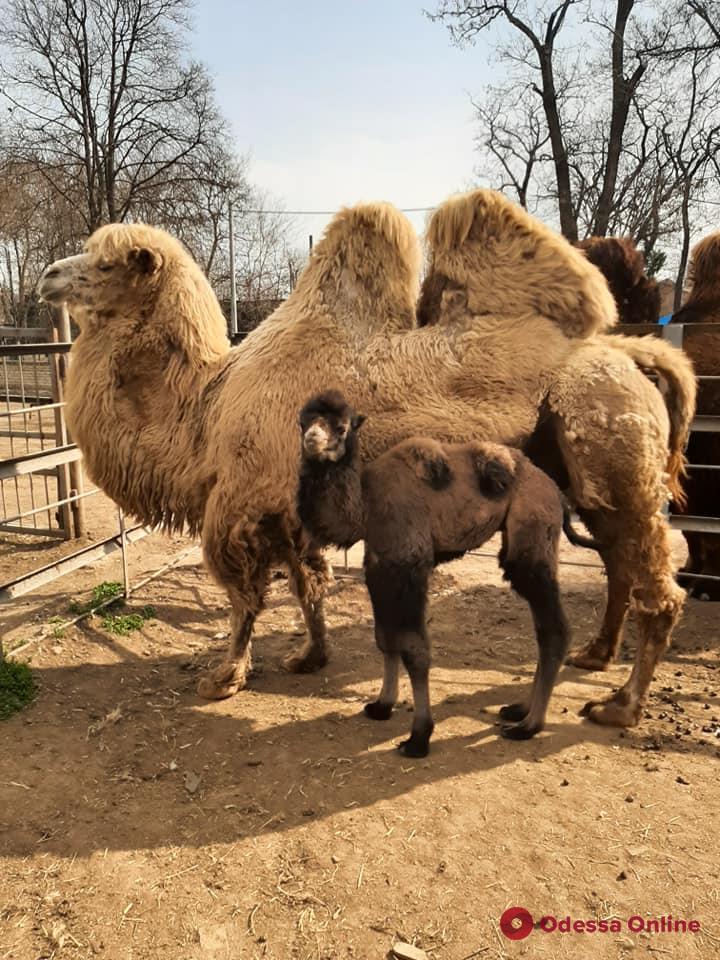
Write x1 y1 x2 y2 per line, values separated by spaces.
48 306 72 540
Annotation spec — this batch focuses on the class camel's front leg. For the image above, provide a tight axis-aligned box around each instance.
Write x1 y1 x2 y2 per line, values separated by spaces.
284 543 333 673
197 506 272 699
197 578 269 699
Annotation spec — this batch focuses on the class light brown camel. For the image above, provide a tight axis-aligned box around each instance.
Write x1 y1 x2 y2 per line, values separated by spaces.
416 191 696 723
38 189 695 727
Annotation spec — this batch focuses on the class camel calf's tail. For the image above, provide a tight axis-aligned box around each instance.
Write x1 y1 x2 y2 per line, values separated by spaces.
610 334 697 506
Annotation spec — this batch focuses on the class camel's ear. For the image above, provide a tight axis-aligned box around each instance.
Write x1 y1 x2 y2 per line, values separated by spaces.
128 246 163 275
351 414 366 431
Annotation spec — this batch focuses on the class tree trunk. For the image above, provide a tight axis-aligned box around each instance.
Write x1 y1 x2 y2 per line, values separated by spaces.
674 183 692 313
538 50 578 241
592 0 645 236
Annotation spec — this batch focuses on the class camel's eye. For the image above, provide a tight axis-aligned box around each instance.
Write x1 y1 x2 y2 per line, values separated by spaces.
98 264 113 272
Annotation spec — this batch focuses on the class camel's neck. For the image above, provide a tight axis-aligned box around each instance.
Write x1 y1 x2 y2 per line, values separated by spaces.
298 442 365 549
66 328 226 533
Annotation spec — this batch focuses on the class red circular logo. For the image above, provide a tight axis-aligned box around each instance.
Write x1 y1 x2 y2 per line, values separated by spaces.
500 906 534 940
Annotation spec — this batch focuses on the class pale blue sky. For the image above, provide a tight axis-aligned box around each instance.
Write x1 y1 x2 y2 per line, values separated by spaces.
192 0 494 243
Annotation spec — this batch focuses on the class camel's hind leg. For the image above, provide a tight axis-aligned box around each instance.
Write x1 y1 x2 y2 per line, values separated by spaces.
579 512 683 724
551 356 685 726
566 514 633 671
284 542 334 673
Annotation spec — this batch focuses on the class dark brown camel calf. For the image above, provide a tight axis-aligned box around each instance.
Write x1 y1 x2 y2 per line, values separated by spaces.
297 390 588 758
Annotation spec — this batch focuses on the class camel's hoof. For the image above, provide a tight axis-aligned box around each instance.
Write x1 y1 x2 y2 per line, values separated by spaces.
281 645 329 674
579 697 640 727
364 700 393 721
499 702 529 723
500 721 541 741
397 737 429 758
566 647 612 671
196 661 247 700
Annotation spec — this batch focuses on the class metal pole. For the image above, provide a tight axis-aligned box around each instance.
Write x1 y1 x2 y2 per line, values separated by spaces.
229 200 238 338
118 507 130 598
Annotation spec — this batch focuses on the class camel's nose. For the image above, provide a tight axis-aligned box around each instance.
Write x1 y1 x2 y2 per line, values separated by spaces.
43 267 61 279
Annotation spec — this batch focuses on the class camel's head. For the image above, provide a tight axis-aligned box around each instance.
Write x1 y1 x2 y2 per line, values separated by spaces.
38 224 173 321
299 391 365 463
39 223 229 365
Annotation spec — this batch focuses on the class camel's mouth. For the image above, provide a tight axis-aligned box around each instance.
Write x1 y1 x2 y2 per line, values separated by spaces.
302 422 346 461
39 252 90 304
38 276 73 304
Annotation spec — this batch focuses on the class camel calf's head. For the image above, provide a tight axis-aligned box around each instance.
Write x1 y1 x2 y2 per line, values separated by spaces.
299 391 365 463
39 223 167 321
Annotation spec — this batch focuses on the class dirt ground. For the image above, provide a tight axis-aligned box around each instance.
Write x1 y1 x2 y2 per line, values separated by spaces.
1 529 719 960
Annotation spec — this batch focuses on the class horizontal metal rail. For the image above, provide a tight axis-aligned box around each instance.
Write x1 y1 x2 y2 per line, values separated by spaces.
669 515 720 534
0 401 63 418
0 523 59 537
0 342 71 356
691 415 720 432
0 444 81 479
0 326 49 339
0 487 99 525
0 523 151 602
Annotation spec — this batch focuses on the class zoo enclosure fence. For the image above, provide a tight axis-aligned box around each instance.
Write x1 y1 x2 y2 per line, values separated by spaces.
1 318 720 650
0 310 202 653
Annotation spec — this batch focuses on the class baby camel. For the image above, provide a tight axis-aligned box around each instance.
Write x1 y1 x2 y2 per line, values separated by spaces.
298 391 579 758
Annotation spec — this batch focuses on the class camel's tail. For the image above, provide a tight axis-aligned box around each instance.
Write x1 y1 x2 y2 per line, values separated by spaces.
609 334 697 506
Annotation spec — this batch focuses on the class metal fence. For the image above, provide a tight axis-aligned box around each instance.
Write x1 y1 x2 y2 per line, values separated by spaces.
0 315 85 540
0 310 164 614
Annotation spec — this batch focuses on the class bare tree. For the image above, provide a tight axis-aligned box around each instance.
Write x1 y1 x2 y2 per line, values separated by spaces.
430 0 582 239
432 0 720 297
0 0 220 230
472 84 550 208
656 50 720 309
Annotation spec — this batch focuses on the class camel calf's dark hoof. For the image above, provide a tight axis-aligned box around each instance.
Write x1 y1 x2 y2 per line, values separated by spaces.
499 702 529 723
364 700 393 721
500 721 542 741
397 736 430 758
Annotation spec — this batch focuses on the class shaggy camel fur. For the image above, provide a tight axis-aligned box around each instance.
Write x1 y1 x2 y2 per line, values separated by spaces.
576 237 661 325
417 190 696 725
670 231 720 599
298 391 571 757
39 188 694 727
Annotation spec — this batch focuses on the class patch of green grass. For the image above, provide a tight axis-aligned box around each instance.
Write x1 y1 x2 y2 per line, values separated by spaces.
0 659 35 721
68 580 124 616
101 605 156 636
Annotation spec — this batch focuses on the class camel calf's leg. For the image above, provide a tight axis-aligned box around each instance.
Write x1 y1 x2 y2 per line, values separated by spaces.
498 515 570 739
365 557 434 757
365 626 401 720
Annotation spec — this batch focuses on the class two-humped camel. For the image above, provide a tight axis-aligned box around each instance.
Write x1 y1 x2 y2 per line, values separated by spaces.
39 189 695 727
